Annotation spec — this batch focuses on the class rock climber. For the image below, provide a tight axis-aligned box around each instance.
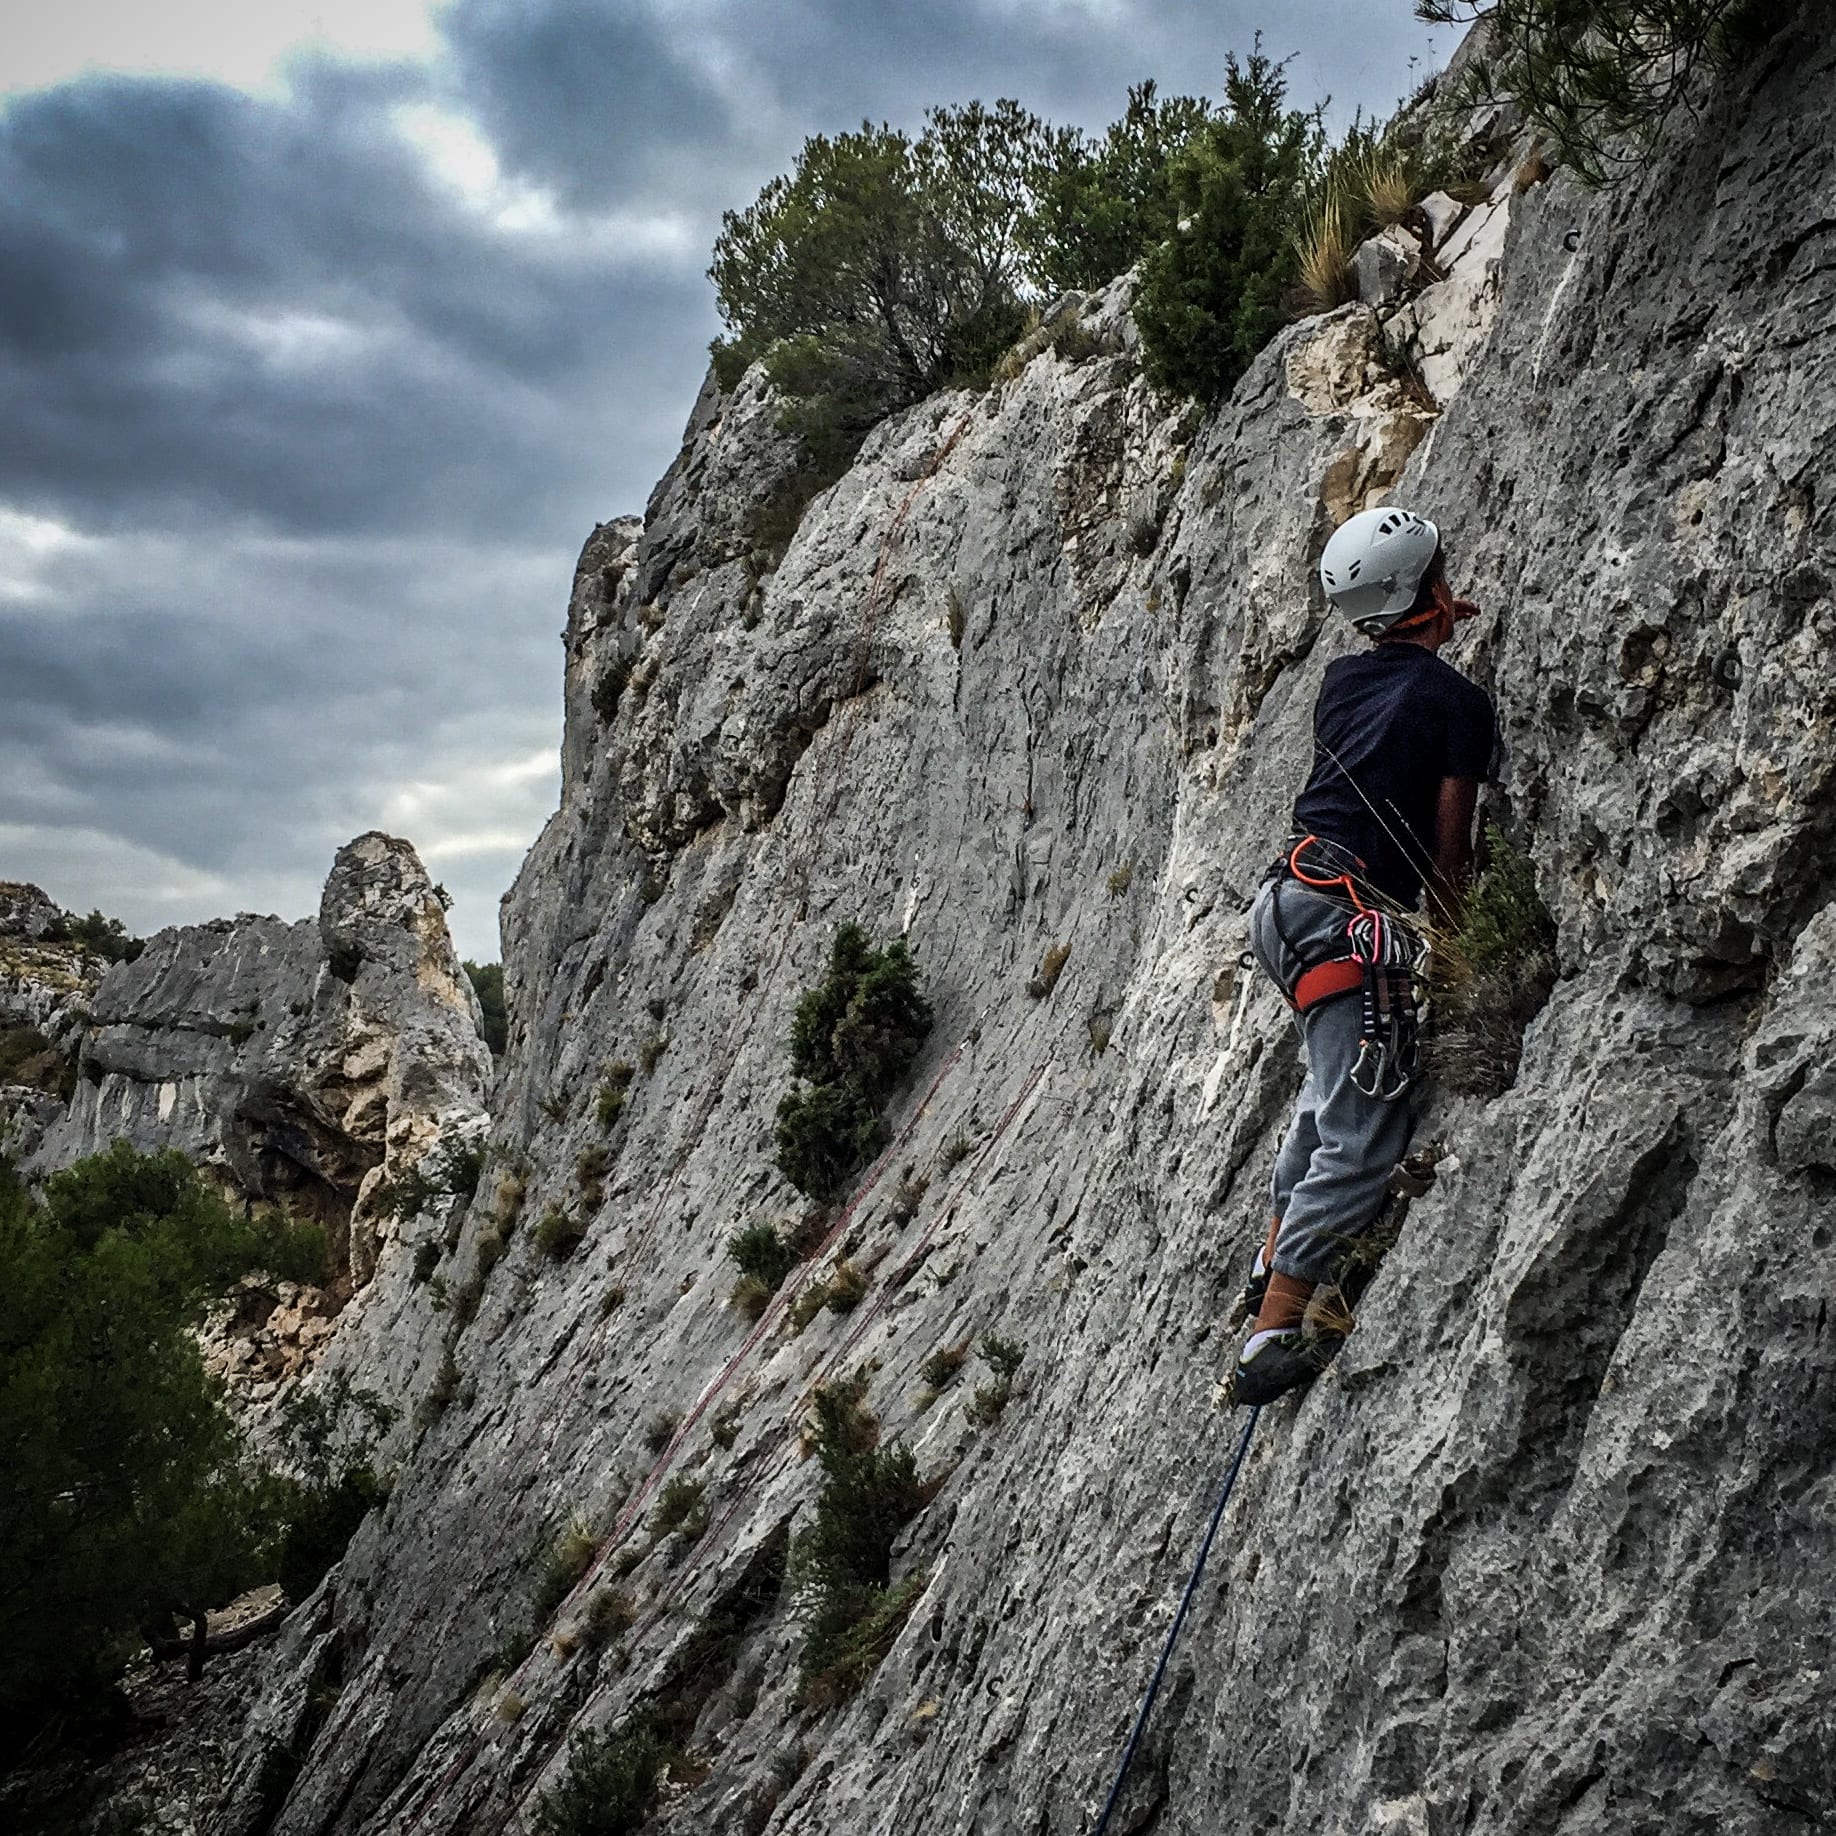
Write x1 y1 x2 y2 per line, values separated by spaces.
1231 506 1494 1407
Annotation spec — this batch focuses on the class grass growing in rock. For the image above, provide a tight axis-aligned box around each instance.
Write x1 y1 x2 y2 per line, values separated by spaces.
581 1584 638 1651
535 1205 588 1260
775 923 932 1202
650 1476 708 1543
1428 823 1558 1096
534 1517 600 1626
965 1334 1026 1427
596 1063 635 1128
791 1382 926 1710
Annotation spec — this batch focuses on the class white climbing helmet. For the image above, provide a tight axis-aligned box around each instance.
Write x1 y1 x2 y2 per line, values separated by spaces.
1318 507 1442 635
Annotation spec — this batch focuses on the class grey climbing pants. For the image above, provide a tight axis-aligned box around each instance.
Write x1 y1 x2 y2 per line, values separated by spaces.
1248 875 1416 1285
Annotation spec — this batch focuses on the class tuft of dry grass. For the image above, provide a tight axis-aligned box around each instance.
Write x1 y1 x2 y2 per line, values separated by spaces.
1028 940 1071 999
1296 196 1356 313
730 1273 774 1321
825 1259 868 1314
1363 156 1417 229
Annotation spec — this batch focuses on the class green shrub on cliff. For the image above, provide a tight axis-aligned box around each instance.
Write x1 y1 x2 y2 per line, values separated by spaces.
775 925 932 1202
1429 823 1559 1094
1417 0 1778 185
1133 50 1322 402
0 1146 328 1728
532 1717 671 1836
791 1381 926 1708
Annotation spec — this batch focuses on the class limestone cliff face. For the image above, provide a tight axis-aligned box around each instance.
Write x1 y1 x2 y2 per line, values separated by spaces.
34 833 493 1308
224 18 1834 1836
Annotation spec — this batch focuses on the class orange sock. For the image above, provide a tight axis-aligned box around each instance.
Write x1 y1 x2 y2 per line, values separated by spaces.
1252 1270 1313 1335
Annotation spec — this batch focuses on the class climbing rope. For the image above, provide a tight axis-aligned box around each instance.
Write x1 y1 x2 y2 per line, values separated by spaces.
1092 1406 1262 1836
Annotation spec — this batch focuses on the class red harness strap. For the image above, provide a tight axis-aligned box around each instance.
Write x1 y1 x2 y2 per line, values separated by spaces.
1291 956 1365 1013
1277 835 1372 1014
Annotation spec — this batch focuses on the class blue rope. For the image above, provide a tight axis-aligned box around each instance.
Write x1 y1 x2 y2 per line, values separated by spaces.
1092 1406 1262 1836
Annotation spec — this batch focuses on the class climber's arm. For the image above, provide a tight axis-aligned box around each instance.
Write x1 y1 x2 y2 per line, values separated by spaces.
1430 776 1478 925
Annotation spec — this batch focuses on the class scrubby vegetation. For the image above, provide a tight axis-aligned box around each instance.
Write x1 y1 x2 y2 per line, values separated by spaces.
531 1718 671 1836
267 1373 394 1604
650 1476 708 1543
534 1517 601 1627
379 1137 486 1222
1132 51 1322 401
1418 0 1777 184
1023 81 1216 292
1428 823 1559 1095
596 1062 635 1127
775 924 933 1201
727 1219 799 1288
700 8 1787 501
791 1382 926 1709
0 1023 75 1097
0 1146 353 1733
965 1333 1027 1427
535 1204 588 1260
710 101 1053 480
41 907 144 963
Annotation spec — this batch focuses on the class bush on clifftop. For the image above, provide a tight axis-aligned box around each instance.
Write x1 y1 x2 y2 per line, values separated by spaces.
710 102 1052 476
1132 50 1322 402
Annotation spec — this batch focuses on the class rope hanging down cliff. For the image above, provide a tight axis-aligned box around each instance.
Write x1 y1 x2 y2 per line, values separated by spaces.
1092 1407 1261 1836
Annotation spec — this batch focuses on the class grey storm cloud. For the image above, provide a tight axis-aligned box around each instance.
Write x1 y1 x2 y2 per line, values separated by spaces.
0 0 1451 960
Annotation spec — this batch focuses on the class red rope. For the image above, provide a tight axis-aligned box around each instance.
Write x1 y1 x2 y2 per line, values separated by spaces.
392 409 979 1835
490 1053 1052 1833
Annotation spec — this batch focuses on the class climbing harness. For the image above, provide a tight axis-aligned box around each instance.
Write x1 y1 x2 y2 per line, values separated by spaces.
1092 1407 1262 1836
1264 835 1425 1100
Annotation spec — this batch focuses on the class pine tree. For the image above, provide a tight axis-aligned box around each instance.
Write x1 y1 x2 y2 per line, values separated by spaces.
0 1147 325 1728
1418 0 1780 184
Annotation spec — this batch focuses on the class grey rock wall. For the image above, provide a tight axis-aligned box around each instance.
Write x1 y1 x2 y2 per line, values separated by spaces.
221 16 1835 1836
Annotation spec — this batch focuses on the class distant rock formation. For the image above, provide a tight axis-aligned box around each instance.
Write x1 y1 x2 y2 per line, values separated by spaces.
31 832 493 1297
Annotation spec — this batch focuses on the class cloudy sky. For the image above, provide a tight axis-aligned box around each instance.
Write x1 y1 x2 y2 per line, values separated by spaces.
1 0 1458 963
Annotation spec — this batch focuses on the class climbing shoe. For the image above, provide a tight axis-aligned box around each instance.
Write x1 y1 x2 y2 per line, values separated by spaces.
1227 1326 1330 1407
1221 1270 1350 1408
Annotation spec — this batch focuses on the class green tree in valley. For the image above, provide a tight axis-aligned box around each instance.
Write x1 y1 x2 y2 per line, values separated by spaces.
0 1146 329 1729
1133 50 1322 402
464 959 507 1056
1022 81 1216 292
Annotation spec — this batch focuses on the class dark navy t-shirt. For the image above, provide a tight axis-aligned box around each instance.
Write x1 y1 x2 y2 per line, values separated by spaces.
1291 643 1495 908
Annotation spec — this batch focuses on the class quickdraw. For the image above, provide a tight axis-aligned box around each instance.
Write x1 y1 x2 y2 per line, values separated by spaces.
1344 906 1423 1100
